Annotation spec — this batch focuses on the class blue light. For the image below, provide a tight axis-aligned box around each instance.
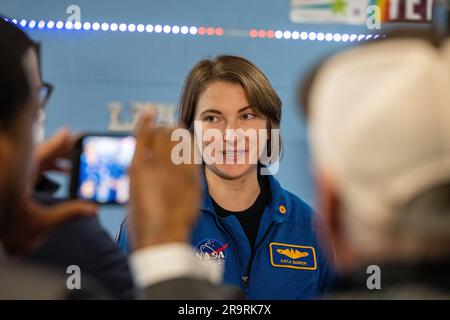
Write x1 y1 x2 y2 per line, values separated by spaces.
28 20 36 29
74 22 82 30
92 22 100 31
46 21 55 29
119 23 127 32
56 21 64 29
83 22 91 30
110 23 118 31
189 26 197 35
101 23 109 31
155 24 162 33
37 20 45 29
146 24 153 33
12 19 17 24
128 24 136 32
137 24 145 32
20 19 27 27
65 21 73 30
308 32 316 41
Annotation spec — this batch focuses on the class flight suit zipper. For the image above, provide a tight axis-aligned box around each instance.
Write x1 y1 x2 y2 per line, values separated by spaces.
242 222 276 292
213 215 247 288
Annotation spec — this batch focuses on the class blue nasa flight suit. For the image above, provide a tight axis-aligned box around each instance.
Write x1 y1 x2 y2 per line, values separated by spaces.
117 174 335 299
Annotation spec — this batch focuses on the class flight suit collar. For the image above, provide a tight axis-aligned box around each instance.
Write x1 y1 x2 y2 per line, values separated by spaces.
199 167 292 224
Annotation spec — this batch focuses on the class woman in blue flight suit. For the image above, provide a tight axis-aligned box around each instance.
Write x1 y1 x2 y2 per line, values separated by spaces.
117 55 335 299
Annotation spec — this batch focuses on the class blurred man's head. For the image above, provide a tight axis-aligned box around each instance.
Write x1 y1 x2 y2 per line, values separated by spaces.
0 18 41 231
305 38 450 271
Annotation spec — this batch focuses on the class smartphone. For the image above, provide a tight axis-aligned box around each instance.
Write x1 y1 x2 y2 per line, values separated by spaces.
70 133 136 204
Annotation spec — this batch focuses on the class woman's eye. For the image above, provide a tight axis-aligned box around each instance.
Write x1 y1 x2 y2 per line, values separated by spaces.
204 115 218 123
242 113 256 120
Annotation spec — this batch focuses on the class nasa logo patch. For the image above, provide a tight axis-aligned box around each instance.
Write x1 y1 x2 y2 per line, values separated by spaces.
195 239 228 265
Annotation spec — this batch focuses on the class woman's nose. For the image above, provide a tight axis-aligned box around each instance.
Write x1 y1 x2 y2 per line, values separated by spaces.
223 123 247 148
223 120 239 142
224 127 235 143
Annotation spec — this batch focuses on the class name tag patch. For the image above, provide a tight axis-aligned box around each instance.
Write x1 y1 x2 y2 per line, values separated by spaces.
269 242 317 270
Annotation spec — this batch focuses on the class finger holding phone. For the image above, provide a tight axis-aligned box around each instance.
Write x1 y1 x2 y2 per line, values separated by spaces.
128 110 201 250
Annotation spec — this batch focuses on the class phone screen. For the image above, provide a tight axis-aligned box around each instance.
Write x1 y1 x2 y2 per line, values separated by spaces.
73 135 136 204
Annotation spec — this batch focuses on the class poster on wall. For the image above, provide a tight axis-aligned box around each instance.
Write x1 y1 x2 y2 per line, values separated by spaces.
373 0 434 23
290 0 369 24
290 0 435 25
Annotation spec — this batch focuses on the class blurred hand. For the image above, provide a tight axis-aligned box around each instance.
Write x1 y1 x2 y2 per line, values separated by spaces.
128 110 200 250
34 128 77 179
1 197 97 255
0 129 98 255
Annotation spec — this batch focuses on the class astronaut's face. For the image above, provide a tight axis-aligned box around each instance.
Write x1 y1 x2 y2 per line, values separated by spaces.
194 81 267 180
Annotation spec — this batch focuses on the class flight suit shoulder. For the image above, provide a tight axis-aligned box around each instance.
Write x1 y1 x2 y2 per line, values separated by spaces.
281 189 317 226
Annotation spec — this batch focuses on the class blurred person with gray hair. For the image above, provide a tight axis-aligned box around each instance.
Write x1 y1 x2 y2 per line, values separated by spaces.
303 37 450 299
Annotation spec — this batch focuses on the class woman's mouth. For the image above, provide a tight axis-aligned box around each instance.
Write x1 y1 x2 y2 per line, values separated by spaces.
220 150 248 162
222 150 246 157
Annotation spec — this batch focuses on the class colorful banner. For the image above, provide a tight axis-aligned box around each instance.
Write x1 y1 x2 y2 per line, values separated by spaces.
290 0 436 25
290 0 369 24
373 0 434 23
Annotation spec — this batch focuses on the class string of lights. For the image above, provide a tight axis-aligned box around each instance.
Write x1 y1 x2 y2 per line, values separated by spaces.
5 17 385 42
